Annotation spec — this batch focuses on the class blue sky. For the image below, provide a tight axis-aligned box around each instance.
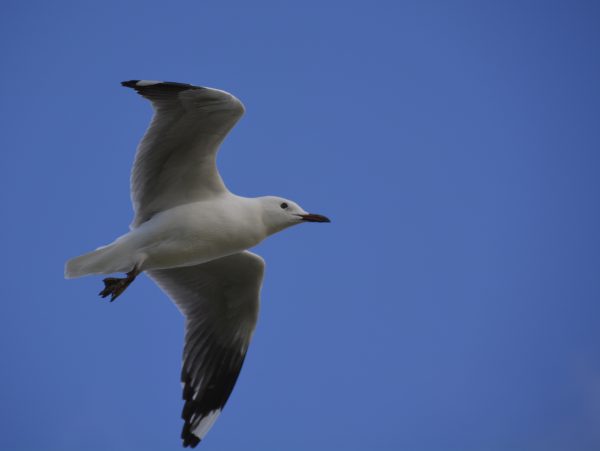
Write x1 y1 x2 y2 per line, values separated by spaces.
1 1 600 450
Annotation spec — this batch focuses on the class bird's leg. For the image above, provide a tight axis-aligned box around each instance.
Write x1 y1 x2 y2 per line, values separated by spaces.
99 267 140 302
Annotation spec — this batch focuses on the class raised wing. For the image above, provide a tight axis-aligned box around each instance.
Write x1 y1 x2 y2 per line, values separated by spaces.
122 80 245 227
147 251 265 448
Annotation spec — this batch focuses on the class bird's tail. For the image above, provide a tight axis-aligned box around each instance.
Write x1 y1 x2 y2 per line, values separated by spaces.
65 242 125 279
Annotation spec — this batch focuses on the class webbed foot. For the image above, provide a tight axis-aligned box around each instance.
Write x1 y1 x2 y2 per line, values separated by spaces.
99 268 139 302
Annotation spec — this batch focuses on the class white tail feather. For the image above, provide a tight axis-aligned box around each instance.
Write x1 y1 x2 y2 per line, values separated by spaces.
65 243 123 279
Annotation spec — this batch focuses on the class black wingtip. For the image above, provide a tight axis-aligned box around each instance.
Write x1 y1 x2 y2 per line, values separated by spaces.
182 434 201 448
121 80 140 88
120 80 203 92
183 435 200 448
182 417 201 448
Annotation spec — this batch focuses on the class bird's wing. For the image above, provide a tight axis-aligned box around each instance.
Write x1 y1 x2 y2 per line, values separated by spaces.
122 80 245 227
147 251 265 448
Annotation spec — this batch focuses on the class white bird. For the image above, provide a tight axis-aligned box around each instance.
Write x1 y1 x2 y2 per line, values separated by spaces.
65 80 330 448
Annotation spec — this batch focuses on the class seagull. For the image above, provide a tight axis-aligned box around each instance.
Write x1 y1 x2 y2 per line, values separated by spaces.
65 80 330 448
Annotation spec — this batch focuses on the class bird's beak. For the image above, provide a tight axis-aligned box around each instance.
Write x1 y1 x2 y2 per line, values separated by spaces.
299 213 331 223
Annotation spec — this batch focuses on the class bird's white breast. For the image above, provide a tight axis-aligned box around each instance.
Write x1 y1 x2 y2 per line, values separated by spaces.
125 195 266 271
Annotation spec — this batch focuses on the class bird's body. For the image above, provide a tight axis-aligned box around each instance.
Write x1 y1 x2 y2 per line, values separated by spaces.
65 80 329 447
67 195 267 276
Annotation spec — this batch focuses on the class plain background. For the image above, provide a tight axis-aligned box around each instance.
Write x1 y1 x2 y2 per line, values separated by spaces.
1 1 599 450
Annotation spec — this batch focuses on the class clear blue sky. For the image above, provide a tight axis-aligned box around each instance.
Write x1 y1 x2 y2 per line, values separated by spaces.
1 1 599 450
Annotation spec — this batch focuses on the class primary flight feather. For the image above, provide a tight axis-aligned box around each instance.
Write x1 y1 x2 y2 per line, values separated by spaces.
65 80 330 447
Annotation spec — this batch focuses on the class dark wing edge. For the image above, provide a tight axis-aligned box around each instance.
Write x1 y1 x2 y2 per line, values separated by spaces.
122 80 201 90
121 80 204 105
147 252 265 448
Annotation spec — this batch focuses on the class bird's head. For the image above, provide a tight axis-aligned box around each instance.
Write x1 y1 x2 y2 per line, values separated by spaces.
258 196 330 235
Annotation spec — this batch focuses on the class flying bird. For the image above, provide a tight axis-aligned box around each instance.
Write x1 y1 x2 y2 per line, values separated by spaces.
65 80 330 447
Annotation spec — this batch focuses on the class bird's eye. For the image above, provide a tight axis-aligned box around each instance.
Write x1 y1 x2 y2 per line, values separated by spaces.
280 202 289 209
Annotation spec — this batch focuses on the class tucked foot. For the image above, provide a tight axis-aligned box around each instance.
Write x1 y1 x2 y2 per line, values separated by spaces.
99 269 138 302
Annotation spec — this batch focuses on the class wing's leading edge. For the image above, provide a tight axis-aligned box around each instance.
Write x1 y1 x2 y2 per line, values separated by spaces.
122 80 245 227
